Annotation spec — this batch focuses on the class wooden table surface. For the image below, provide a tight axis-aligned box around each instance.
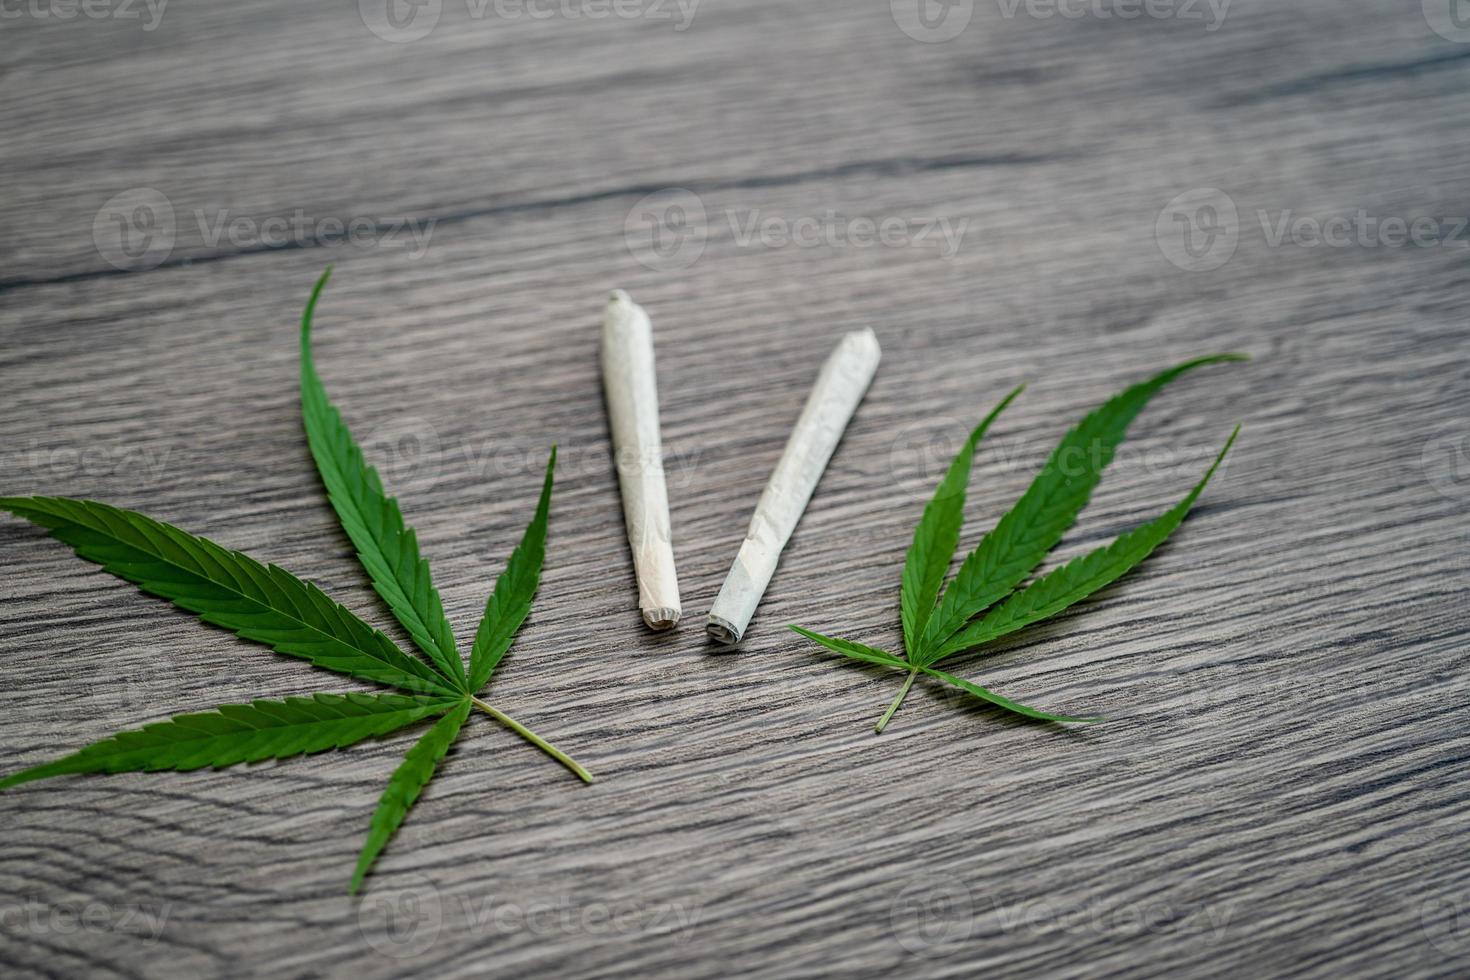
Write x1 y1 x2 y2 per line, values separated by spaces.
2 0 1468 976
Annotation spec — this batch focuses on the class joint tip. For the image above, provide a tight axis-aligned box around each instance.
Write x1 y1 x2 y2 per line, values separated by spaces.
642 607 681 631
706 616 742 647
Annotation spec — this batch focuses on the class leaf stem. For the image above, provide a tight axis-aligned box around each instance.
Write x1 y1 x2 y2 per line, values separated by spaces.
875 670 919 734
469 697 593 783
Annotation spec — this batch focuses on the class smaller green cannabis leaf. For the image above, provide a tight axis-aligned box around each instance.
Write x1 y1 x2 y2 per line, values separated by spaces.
792 355 1245 733
0 268 589 893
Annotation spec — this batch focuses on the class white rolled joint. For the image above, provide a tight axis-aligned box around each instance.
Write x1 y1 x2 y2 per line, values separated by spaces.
706 328 881 647
601 290 681 630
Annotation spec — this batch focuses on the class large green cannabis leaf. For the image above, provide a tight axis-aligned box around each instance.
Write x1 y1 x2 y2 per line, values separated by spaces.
0 268 589 893
793 355 1244 733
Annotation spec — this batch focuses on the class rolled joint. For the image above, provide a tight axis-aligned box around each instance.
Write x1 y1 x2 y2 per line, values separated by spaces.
702 329 880 648
602 288 682 633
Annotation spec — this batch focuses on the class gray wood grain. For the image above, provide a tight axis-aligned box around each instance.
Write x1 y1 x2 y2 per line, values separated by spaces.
2 0 1469 976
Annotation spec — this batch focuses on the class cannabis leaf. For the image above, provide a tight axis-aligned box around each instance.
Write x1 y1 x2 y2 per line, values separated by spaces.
0 693 460 789
792 355 1245 733
301 284 463 686
0 268 590 893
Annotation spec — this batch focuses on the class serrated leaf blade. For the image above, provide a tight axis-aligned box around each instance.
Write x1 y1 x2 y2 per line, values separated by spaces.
0 693 459 791
920 666 1099 724
351 698 471 893
466 449 555 694
790 626 908 669
899 385 1022 657
936 426 1239 660
915 354 1245 663
0 497 456 696
300 269 464 689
